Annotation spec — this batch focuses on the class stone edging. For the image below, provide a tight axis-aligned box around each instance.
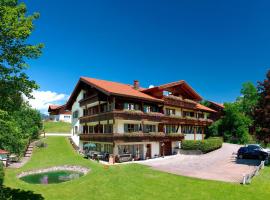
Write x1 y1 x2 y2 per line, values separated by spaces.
17 165 90 178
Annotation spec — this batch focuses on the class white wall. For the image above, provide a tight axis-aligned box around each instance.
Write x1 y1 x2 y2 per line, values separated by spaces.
71 90 84 135
59 114 72 123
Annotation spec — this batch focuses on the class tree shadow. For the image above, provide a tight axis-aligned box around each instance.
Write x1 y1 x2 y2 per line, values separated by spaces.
0 186 44 200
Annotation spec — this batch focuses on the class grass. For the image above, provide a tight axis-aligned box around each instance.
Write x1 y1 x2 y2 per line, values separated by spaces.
43 121 71 133
4 137 270 200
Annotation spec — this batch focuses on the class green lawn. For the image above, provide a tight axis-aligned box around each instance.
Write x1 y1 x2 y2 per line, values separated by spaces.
43 121 71 133
4 137 270 200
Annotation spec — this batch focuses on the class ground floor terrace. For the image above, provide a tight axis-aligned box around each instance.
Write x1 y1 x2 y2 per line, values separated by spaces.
78 139 182 163
72 134 184 162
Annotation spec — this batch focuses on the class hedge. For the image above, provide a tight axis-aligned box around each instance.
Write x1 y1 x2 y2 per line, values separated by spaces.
181 137 223 153
0 162 4 186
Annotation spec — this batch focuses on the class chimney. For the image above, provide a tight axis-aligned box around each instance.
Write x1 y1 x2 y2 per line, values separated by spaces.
133 80 139 89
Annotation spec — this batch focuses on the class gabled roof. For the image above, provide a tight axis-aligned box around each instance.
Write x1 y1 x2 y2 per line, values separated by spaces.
81 77 162 102
196 103 217 113
66 77 163 109
142 80 202 101
48 104 71 114
48 105 61 111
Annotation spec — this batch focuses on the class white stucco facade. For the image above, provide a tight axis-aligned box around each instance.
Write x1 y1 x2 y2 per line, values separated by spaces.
49 114 72 123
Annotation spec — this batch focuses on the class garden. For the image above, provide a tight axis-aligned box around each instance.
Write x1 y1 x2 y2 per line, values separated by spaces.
1 137 270 200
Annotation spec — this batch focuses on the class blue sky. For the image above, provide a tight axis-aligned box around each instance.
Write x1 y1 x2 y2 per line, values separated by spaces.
23 0 269 111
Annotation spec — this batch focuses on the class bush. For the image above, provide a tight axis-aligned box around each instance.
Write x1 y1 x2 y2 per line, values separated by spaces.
182 137 223 153
0 162 4 186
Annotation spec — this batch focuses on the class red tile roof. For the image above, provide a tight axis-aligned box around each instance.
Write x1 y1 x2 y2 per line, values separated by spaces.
208 100 225 109
48 105 61 110
196 103 217 113
81 77 162 102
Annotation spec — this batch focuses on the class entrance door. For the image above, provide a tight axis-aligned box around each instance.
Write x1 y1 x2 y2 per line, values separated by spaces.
146 144 151 158
160 141 172 156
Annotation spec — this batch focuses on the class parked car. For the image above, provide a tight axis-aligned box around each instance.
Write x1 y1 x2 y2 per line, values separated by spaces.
237 144 270 160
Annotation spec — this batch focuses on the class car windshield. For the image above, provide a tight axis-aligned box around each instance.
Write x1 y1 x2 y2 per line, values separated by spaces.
248 145 263 150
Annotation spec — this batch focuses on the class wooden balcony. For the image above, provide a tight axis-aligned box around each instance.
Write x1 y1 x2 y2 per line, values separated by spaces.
79 110 213 125
79 132 184 142
79 95 99 107
163 95 197 109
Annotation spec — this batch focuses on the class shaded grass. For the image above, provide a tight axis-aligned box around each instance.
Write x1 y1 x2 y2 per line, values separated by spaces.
4 137 270 200
43 122 71 133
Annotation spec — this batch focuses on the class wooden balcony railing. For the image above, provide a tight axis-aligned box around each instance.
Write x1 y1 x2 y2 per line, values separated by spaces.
79 110 213 125
79 132 184 142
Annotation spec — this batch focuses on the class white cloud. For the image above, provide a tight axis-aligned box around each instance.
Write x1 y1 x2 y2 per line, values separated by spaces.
25 90 69 114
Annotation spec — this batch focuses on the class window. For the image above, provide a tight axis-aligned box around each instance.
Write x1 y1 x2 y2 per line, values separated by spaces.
183 111 195 118
143 124 156 133
83 125 88 134
83 109 88 116
124 103 140 111
104 124 113 133
100 104 108 113
124 124 139 133
94 124 103 133
197 113 204 119
165 125 177 134
182 126 194 134
165 108 175 116
64 116 70 119
89 126 94 133
143 105 158 113
73 111 79 118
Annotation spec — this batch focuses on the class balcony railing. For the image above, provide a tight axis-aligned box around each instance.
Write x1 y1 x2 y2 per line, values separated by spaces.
163 95 197 109
79 110 213 125
79 132 184 142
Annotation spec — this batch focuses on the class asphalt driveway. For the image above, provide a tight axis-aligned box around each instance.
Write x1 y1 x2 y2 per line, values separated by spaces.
141 143 261 183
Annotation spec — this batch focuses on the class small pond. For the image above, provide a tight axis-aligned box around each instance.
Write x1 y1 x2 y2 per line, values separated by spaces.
20 170 83 184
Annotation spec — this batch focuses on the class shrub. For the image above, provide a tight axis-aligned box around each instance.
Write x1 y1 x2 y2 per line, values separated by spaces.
0 162 4 186
182 137 223 153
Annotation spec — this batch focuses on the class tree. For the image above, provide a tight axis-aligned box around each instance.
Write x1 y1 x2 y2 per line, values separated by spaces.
254 70 270 144
0 0 43 112
208 82 257 143
13 103 42 139
237 82 259 118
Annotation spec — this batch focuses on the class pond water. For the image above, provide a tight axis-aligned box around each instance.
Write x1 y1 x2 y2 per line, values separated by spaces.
20 170 83 184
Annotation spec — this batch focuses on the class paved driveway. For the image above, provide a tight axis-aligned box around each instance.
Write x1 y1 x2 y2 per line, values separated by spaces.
141 143 260 183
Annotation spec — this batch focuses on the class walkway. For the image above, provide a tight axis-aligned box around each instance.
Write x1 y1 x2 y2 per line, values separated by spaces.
141 143 260 183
